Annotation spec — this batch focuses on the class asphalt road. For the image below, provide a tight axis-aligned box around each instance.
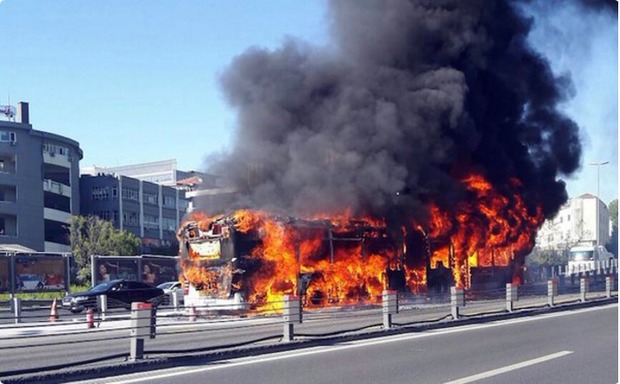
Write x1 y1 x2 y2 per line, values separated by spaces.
66 304 618 384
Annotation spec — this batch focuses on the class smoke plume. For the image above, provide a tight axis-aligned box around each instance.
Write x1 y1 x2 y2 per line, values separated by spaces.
205 0 609 229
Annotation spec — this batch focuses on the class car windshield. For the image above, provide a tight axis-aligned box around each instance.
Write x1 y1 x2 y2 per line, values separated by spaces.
89 281 116 293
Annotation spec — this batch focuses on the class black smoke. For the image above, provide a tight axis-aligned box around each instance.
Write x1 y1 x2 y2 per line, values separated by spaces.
204 0 610 229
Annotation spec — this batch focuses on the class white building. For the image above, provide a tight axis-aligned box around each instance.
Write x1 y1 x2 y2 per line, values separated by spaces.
536 193 610 251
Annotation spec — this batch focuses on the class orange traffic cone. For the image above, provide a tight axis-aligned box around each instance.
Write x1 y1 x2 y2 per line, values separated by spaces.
49 298 59 322
86 308 94 329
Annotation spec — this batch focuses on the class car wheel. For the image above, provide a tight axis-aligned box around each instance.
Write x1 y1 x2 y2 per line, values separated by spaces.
70 308 82 314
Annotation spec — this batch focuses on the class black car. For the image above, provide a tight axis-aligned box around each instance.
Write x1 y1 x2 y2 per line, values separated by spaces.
62 279 164 313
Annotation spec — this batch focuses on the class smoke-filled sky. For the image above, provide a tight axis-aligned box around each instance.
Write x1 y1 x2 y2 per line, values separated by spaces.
0 0 615 210
206 0 617 226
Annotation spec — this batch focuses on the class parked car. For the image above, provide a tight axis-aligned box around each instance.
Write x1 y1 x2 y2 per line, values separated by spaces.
157 281 184 305
62 279 164 313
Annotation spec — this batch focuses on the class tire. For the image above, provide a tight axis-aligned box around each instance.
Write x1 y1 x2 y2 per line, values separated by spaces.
70 308 82 314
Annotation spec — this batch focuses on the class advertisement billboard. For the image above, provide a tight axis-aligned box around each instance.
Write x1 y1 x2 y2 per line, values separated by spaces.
93 255 179 286
94 257 139 285
14 253 68 292
141 256 178 285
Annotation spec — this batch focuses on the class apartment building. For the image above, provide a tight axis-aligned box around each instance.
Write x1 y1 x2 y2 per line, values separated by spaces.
536 193 610 250
79 172 189 253
0 102 83 252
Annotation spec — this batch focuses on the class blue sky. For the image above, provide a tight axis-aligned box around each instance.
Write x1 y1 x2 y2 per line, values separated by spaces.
0 1 617 204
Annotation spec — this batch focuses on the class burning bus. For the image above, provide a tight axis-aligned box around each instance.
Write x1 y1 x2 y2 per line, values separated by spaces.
178 174 542 312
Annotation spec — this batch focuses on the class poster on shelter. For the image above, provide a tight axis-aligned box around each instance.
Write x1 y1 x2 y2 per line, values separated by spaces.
14 254 67 292
94 258 139 284
0 257 9 292
141 257 178 285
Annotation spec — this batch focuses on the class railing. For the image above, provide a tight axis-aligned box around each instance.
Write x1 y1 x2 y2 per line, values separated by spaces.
0 273 617 382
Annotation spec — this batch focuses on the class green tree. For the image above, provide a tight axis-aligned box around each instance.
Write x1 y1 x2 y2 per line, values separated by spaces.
69 215 140 284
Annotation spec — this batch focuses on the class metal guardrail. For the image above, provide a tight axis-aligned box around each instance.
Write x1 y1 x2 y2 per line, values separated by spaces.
0 274 617 382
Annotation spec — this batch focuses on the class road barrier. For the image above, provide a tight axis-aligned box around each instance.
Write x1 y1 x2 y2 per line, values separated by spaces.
506 283 518 312
0 276 617 379
451 287 465 319
283 295 301 342
548 279 558 307
382 290 398 329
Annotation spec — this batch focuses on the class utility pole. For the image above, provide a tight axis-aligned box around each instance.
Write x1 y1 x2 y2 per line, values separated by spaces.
590 161 609 245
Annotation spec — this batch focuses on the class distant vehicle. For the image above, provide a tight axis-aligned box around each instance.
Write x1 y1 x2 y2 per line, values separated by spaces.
568 244 615 274
62 279 164 314
18 274 45 290
157 281 183 305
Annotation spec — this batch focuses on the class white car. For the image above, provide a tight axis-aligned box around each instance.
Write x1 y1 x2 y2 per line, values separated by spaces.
157 281 184 305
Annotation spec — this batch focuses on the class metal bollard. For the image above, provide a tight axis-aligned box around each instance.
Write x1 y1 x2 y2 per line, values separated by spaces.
283 295 301 342
606 276 614 298
451 287 465 320
129 302 152 361
11 298 21 324
547 279 558 307
580 277 589 302
98 294 108 321
506 283 518 312
172 289 184 310
382 290 398 329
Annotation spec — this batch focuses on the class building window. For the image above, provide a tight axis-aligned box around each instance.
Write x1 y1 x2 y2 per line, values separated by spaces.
143 191 158 206
162 217 177 232
143 214 159 230
92 187 110 201
123 211 139 226
0 131 16 143
112 187 118 198
121 187 139 201
94 211 111 221
163 195 176 208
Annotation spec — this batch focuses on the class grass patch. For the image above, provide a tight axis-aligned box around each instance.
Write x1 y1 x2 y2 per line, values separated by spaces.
0 284 90 301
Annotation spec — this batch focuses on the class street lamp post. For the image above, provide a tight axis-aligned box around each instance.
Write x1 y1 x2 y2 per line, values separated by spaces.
590 161 609 245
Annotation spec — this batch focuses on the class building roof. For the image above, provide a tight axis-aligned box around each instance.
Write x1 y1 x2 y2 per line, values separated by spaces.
0 244 37 253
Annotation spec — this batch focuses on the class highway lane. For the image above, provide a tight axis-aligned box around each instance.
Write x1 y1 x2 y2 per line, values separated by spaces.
71 304 617 384
0 306 393 375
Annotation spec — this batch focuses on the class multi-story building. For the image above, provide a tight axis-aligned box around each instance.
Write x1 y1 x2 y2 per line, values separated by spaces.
81 159 218 188
79 172 189 253
0 102 83 252
536 193 610 251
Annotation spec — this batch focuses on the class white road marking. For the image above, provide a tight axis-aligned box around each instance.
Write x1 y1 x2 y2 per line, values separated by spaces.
67 303 615 384
443 350 574 384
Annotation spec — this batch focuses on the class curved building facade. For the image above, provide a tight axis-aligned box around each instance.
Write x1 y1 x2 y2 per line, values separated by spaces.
0 102 82 251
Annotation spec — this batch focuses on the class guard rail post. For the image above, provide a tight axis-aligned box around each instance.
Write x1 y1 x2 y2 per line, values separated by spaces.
547 279 558 307
11 297 21 324
98 294 108 321
283 295 301 342
506 283 518 312
382 290 398 329
451 287 464 320
580 277 589 302
172 289 183 310
129 302 152 361
606 275 614 298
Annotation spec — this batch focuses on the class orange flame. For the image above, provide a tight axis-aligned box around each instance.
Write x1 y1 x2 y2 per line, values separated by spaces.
178 172 543 310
